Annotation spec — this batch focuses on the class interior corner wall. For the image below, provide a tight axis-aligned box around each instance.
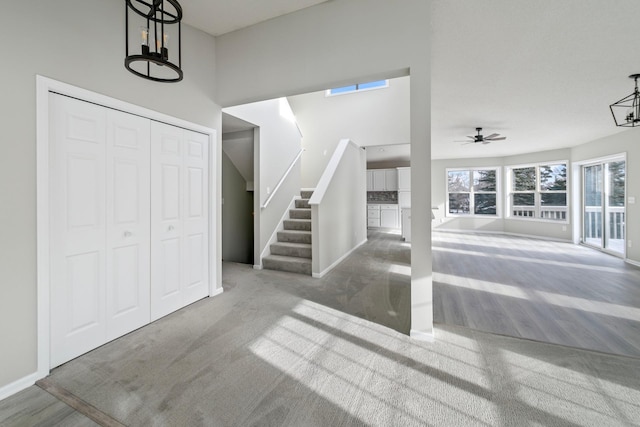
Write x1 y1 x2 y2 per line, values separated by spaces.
222 152 254 264
0 1 220 390
223 99 302 207
287 76 411 189
215 0 433 338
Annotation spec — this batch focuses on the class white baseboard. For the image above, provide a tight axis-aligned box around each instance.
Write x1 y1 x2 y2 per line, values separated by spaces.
209 287 224 298
626 258 640 268
253 264 263 270
434 228 572 244
0 372 41 402
410 329 435 342
312 238 367 278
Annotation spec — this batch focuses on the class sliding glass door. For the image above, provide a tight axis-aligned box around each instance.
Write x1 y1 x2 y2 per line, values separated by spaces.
582 159 626 256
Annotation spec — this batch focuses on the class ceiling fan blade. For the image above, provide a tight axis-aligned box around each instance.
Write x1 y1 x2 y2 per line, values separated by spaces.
482 141 492 144
466 136 475 139
486 136 506 141
484 133 499 139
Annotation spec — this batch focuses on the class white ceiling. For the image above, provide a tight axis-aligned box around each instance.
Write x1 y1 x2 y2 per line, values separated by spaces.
430 0 640 159
183 0 640 160
366 144 410 164
179 0 328 36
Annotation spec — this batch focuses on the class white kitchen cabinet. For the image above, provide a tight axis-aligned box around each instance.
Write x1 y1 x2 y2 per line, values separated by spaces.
367 204 380 228
369 168 398 191
398 191 411 208
397 167 411 191
372 170 385 190
366 170 374 191
384 169 398 191
380 205 399 228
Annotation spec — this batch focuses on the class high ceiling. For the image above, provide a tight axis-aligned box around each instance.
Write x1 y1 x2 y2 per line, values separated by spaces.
183 0 640 159
430 0 640 159
179 0 328 36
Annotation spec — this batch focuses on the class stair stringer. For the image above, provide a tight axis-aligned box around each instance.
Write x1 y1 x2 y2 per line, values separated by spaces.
255 195 300 270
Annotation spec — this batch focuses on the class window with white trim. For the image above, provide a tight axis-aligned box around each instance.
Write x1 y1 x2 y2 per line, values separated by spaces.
327 80 388 96
508 162 568 221
446 168 499 216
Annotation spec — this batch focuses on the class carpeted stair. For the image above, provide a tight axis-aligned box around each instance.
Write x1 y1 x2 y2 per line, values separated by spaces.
263 190 313 275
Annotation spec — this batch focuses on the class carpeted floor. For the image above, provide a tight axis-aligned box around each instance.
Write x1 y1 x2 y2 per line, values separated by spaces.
1 259 640 426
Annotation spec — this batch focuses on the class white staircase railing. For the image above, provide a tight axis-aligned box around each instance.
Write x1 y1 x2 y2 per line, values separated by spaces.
261 148 304 209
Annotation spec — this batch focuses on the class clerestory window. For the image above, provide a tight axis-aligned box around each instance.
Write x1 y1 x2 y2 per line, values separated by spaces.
327 80 388 96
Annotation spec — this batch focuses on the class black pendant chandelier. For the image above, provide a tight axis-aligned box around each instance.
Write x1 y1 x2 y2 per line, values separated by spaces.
125 0 183 83
609 73 640 127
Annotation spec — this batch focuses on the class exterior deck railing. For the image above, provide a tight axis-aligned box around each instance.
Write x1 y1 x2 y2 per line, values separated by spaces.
512 206 567 220
584 205 625 240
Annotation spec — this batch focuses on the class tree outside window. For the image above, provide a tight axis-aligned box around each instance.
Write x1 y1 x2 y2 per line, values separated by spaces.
447 168 498 216
509 162 568 220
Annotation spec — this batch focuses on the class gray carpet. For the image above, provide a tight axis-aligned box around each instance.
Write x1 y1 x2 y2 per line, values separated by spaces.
2 260 640 426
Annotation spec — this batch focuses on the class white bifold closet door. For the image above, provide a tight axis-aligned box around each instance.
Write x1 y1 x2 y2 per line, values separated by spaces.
50 94 151 367
150 122 209 321
49 94 210 368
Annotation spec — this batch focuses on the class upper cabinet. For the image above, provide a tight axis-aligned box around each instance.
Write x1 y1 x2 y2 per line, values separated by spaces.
366 170 374 191
384 169 397 191
397 167 411 191
368 168 398 191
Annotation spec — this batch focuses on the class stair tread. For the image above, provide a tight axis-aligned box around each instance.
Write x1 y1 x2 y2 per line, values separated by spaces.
272 242 311 248
279 229 311 234
264 254 311 264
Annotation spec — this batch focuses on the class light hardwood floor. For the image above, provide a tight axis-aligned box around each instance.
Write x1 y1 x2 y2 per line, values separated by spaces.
432 230 640 358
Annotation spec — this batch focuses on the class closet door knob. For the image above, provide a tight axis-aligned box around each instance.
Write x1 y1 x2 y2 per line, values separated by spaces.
168 225 175 232
123 231 132 238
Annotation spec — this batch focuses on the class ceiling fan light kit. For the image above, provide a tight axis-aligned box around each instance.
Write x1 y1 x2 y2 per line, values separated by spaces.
609 74 640 127
125 0 183 83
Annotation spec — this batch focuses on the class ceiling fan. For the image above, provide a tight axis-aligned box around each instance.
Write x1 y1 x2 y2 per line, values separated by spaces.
461 127 506 144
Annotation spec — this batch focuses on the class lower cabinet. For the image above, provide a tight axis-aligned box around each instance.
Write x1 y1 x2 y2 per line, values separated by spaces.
380 205 399 228
368 204 399 229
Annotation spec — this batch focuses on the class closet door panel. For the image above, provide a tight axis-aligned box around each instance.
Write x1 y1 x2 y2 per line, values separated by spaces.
183 130 209 304
50 94 108 368
105 110 151 340
151 122 185 320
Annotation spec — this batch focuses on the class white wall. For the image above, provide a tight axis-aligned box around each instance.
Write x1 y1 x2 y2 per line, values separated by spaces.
216 0 433 339
310 140 367 276
224 99 302 207
0 0 220 392
288 76 410 188
223 99 303 264
223 130 255 188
